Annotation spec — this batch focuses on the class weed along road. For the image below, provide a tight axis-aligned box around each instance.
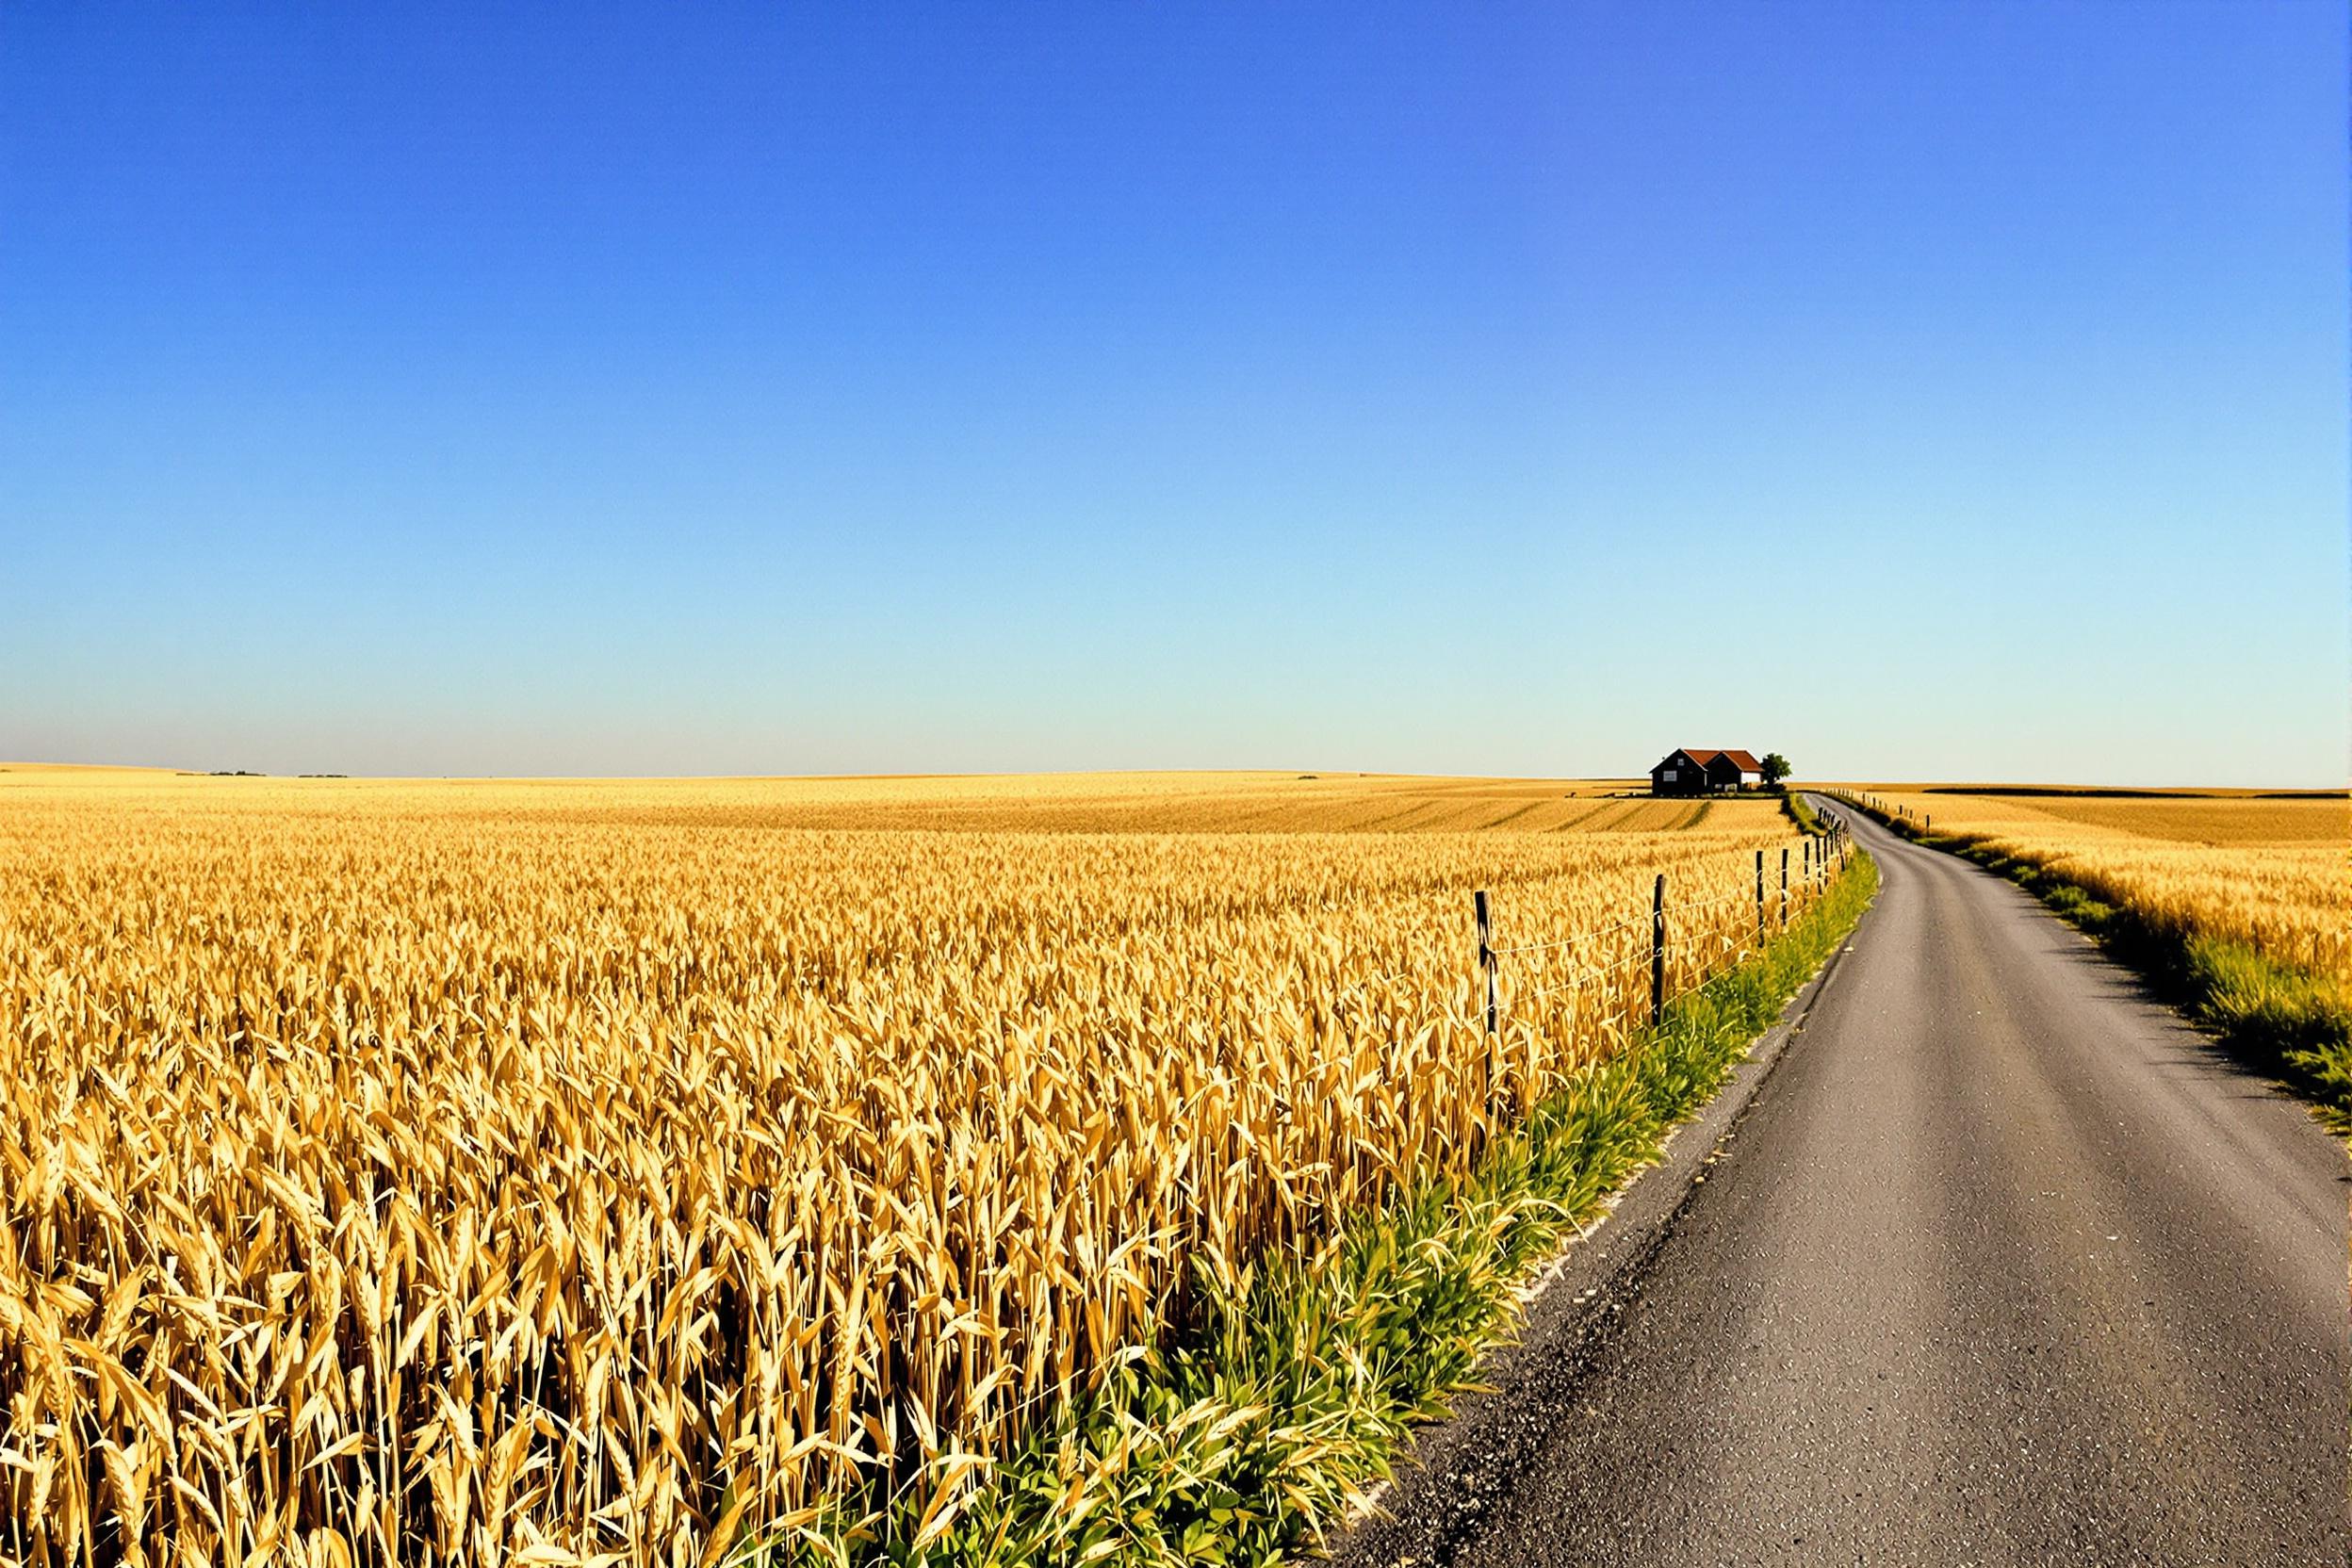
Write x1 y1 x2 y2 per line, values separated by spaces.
1338 798 2349 1567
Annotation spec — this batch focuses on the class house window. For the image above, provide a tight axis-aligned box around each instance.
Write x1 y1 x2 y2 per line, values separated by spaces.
1662 769 1677 782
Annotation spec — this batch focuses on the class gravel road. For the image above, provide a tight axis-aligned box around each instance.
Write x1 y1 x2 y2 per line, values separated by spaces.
1331 798 2348 1567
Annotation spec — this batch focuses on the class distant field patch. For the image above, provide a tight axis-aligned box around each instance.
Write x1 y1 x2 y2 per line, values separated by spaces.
1846 784 2347 975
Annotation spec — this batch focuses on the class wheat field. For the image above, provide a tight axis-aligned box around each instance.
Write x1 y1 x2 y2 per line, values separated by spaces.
1843 785 2348 980
0 768 1839 1567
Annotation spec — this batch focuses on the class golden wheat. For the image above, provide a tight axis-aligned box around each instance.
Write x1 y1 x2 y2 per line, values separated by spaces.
0 770 1835 1566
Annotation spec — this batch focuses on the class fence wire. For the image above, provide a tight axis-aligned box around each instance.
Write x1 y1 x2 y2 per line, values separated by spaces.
1470 823 1854 1031
1240 821 1856 1042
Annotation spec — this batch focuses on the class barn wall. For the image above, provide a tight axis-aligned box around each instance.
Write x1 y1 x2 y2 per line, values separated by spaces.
1652 758 1707 796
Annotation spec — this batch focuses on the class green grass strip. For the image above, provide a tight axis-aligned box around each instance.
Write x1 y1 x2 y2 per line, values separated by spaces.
1830 795 2352 1132
748 856 1879 1568
1780 791 1828 836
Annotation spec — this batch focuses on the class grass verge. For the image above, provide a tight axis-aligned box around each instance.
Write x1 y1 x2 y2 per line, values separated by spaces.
1781 791 1828 836
752 854 1880 1568
1828 793 2352 1131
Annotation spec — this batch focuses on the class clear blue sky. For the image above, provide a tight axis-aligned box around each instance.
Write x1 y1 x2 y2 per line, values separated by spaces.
5 2 2344 785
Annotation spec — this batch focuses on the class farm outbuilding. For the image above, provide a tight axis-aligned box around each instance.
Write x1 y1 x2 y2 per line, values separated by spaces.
1650 748 1763 796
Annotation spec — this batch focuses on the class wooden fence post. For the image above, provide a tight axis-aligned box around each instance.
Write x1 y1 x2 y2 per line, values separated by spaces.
1474 890 1497 1035
1651 874 1666 1027
1780 847 1789 926
1755 848 1765 947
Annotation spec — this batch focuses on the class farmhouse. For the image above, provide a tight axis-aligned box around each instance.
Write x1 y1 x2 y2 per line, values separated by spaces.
1650 747 1763 796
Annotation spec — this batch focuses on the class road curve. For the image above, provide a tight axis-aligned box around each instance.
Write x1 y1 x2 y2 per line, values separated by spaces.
1334 798 2348 1567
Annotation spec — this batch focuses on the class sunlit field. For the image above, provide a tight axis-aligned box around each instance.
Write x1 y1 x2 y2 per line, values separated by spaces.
0 768 1838 1567
1840 784 2348 980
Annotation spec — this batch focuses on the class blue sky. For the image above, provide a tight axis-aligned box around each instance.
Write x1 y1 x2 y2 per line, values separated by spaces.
4 2 2344 785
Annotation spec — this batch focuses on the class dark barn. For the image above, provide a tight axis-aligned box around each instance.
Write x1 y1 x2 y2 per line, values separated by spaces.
1650 747 1762 796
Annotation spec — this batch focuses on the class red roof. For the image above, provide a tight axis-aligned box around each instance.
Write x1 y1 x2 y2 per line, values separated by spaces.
1668 748 1763 772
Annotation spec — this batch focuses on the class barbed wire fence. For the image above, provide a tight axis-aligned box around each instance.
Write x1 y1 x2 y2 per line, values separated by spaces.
1461 795 1858 1044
